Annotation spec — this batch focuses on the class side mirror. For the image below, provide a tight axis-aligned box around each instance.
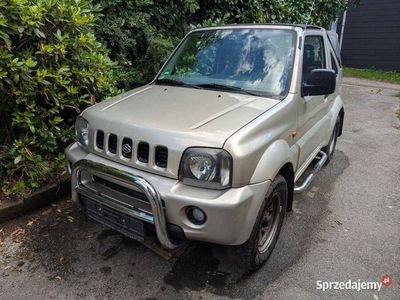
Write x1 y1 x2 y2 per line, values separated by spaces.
302 69 336 97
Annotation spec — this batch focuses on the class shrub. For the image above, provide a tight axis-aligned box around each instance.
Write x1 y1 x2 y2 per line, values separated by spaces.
0 0 121 198
93 0 199 90
93 0 359 90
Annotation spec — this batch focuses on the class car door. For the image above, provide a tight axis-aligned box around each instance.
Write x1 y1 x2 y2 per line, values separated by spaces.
296 34 331 173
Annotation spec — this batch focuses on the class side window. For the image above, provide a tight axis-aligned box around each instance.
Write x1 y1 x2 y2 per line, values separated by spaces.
303 36 326 83
330 52 339 75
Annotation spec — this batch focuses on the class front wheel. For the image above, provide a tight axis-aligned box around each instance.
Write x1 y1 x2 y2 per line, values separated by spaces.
226 175 287 270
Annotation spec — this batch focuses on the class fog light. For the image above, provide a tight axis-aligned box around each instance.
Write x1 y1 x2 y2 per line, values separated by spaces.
187 207 207 225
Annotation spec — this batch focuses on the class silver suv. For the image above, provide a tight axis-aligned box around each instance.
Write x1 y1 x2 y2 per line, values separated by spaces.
66 24 344 270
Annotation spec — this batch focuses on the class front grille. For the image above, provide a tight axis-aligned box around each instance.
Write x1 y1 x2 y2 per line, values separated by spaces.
155 146 168 168
108 134 118 154
95 130 168 168
138 142 149 163
96 130 104 149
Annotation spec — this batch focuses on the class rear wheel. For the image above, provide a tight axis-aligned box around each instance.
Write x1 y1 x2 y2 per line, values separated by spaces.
322 116 340 164
226 175 287 270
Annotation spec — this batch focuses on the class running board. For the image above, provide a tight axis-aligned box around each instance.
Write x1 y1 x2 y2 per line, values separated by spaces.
294 151 327 194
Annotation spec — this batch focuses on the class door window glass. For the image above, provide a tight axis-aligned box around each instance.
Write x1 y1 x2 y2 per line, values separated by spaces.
303 36 325 83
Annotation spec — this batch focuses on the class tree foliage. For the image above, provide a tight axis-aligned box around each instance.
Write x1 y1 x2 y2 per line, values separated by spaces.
198 0 360 28
93 0 199 89
0 0 120 197
93 0 359 89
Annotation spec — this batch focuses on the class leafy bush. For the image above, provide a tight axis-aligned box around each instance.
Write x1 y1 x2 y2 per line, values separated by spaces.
0 0 121 198
93 0 199 90
196 0 361 29
93 0 359 90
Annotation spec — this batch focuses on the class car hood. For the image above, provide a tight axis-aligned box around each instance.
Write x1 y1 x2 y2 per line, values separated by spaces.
82 84 280 177
85 85 279 143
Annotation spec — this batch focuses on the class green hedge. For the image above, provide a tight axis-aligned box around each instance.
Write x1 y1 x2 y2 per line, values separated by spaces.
93 0 198 89
92 0 358 90
0 0 120 198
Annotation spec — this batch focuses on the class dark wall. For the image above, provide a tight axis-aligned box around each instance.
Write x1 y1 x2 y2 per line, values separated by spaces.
337 0 400 72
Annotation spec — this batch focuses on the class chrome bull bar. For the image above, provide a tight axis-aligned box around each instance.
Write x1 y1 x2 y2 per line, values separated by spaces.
71 159 180 250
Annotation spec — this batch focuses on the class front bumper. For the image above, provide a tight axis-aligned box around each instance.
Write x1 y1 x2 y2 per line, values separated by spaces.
66 142 271 248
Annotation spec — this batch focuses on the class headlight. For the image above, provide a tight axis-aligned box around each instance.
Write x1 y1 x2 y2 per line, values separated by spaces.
179 148 232 190
75 116 89 148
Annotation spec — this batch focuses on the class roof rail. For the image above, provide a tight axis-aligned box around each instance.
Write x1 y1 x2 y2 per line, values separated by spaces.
192 23 323 31
295 24 323 30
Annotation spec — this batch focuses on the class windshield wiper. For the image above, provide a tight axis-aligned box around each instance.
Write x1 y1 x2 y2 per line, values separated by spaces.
154 78 202 89
195 83 261 96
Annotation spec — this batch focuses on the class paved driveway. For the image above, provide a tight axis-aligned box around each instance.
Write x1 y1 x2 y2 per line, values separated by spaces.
1 77 399 300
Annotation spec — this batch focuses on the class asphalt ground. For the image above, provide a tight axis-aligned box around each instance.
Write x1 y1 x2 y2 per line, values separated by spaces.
0 77 399 300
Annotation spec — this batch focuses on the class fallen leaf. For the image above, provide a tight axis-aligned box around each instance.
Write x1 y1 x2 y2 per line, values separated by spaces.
56 209 62 213
55 276 62 280
67 216 74 223
27 217 39 227
24 147 32 156
11 228 26 243
0 240 3 247
11 228 25 236
1 266 12 270
42 208 52 216
59 256 64 263
51 204 57 207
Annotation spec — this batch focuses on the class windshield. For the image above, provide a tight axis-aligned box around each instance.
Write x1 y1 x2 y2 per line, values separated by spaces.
156 28 296 98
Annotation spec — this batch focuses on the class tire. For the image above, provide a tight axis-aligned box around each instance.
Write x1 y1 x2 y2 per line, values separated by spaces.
322 116 340 164
226 175 287 271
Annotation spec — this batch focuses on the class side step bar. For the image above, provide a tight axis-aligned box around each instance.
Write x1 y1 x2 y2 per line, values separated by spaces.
294 151 327 194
